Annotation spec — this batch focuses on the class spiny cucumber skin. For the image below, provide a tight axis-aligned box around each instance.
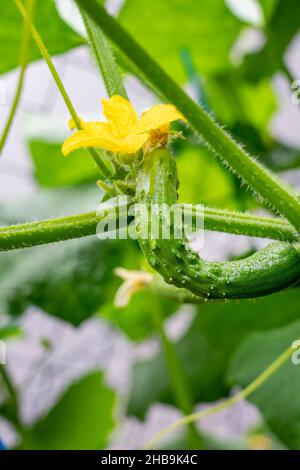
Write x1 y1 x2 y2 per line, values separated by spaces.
136 148 300 299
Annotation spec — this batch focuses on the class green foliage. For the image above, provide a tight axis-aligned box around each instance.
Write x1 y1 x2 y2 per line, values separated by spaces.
228 320 300 449
0 238 134 326
127 289 300 419
119 0 242 83
176 144 241 209
242 0 300 81
206 76 277 134
29 140 99 188
21 372 116 450
0 0 83 74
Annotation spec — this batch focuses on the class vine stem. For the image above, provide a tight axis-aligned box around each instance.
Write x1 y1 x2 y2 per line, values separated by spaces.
0 205 297 252
145 341 294 449
0 0 35 154
150 302 204 449
75 0 300 234
78 5 127 99
14 0 111 179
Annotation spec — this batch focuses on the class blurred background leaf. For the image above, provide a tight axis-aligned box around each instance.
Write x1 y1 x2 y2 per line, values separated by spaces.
176 143 246 209
118 0 243 83
28 140 99 188
0 238 137 326
242 0 300 82
0 0 83 74
21 371 116 450
127 289 300 419
228 320 300 449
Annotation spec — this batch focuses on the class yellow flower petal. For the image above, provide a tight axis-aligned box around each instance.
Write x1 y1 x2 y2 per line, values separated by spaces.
62 125 124 155
101 95 138 139
120 133 149 154
134 104 185 134
63 98 184 157
68 117 107 132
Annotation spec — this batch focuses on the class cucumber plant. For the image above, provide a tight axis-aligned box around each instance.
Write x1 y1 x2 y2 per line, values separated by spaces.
137 148 300 299
1 0 300 452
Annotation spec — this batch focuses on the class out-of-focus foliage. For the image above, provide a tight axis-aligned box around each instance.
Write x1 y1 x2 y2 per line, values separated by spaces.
0 0 83 74
176 144 243 209
242 0 300 81
228 320 300 449
119 0 243 83
127 289 300 419
29 140 99 187
21 372 116 450
0 238 134 326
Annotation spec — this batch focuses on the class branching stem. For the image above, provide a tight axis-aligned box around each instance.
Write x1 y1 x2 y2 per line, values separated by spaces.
0 205 296 252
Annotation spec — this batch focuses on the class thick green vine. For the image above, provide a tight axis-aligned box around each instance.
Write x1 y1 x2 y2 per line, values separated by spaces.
136 148 300 299
75 0 300 234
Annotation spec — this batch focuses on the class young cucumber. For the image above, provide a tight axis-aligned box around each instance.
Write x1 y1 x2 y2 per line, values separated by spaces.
136 148 300 299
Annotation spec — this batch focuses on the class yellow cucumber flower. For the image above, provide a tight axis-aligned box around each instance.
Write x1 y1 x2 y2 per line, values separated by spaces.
62 95 185 157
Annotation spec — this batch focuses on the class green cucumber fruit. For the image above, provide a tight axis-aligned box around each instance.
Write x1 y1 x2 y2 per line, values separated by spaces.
136 148 300 299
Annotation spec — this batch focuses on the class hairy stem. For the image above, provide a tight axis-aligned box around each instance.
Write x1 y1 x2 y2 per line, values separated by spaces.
0 205 297 252
0 0 35 154
75 0 300 233
14 0 112 179
202 206 298 241
145 341 294 449
79 2 127 98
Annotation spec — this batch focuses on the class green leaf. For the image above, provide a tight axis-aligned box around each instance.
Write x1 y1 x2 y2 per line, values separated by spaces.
242 0 300 81
206 75 277 133
127 288 300 419
176 144 240 209
259 0 278 20
118 0 242 83
21 371 116 450
0 237 139 326
28 140 99 188
227 319 300 449
0 0 83 75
